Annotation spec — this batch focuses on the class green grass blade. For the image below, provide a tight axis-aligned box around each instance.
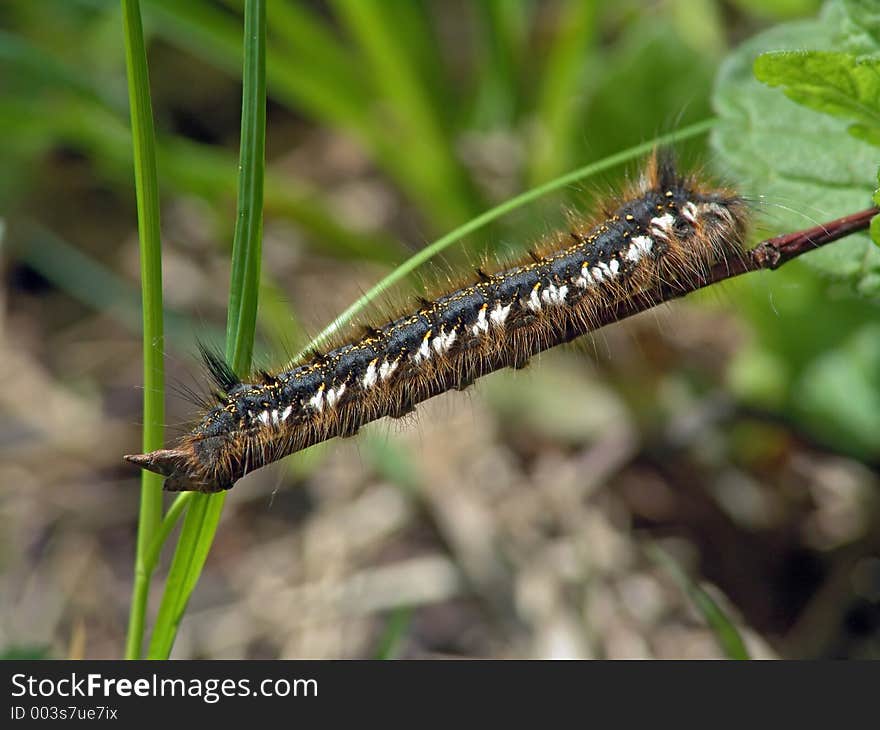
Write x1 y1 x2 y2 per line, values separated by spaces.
0 28 123 112
145 0 470 230
297 118 716 358
374 606 413 660
647 544 750 660
14 224 210 350
120 0 166 661
225 0 266 373
0 24 400 262
142 0 373 144
262 0 367 99
330 0 480 227
147 0 266 660
528 0 600 184
472 0 530 127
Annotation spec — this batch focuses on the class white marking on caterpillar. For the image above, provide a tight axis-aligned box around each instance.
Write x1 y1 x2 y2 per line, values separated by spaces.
542 284 569 305
576 263 594 288
702 202 733 222
598 259 620 279
270 408 279 425
281 405 293 422
682 201 698 223
627 235 654 262
258 410 271 426
527 285 542 312
308 387 325 412
591 267 605 283
471 305 489 336
412 331 432 363
490 302 511 326
432 327 457 354
362 360 378 389
650 213 675 240
326 383 346 407
379 359 398 380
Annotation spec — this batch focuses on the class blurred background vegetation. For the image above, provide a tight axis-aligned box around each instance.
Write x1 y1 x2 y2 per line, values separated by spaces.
3 0 880 659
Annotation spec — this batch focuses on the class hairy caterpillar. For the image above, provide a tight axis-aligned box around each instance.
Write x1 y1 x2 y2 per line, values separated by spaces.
124 151 754 492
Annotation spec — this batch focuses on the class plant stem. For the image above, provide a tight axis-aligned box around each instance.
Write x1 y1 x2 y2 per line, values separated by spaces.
146 0 266 659
121 0 165 661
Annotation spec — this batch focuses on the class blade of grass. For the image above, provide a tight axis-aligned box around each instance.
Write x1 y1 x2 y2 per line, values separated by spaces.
472 0 530 128
146 0 266 660
120 0 165 661
330 0 481 227
374 606 413 660
528 0 600 185
296 118 716 359
379 1 452 129
647 543 750 660
0 96 402 262
0 26 402 260
13 224 208 351
0 28 124 112
142 0 368 128
145 0 473 230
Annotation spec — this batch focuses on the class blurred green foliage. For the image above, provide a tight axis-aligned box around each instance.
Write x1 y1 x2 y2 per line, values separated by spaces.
713 0 880 458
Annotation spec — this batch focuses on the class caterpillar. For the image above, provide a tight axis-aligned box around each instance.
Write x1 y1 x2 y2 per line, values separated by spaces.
126 150 751 492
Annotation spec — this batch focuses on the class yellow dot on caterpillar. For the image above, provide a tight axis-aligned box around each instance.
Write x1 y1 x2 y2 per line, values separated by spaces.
665 190 673 197
625 214 634 221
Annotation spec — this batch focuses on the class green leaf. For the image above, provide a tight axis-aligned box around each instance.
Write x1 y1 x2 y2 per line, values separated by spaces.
843 0 880 47
754 50 880 147
730 0 822 20
871 213 880 246
796 323 880 454
713 0 880 294
873 168 880 246
147 494 224 658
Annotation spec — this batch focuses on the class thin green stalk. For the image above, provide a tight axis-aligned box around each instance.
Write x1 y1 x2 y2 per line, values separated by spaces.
473 0 529 127
374 607 412 660
647 544 750 660
529 0 599 184
330 0 480 228
146 0 266 660
121 0 165 661
296 118 717 359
